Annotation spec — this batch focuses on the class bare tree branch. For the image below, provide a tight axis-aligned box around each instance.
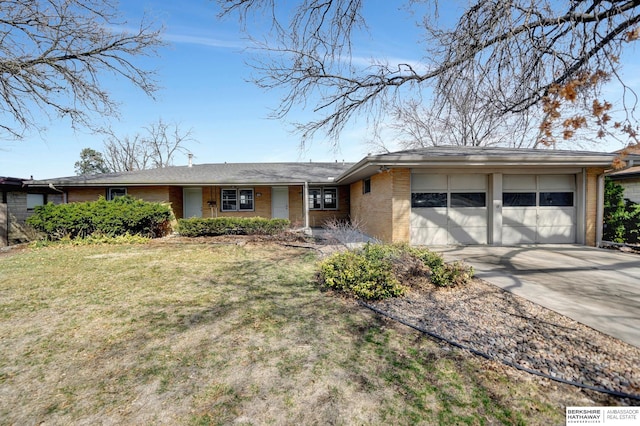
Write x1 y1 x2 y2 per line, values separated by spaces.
0 0 164 140
102 119 194 172
218 0 640 147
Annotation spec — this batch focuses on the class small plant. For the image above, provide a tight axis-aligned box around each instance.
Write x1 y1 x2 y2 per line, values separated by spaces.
430 261 474 288
321 217 373 246
317 243 474 300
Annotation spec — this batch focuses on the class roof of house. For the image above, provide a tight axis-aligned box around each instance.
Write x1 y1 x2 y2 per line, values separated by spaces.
0 176 27 190
337 146 634 184
27 162 355 187
26 146 639 188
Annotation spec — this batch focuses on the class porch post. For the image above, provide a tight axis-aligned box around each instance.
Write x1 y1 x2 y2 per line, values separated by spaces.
303 181 309 229
596 173 604 246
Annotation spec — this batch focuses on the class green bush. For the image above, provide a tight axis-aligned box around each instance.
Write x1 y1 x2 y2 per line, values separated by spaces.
604 178 640 244
319 245 407 300
27 196 173 240
318 243 474 300
430 261 475 288
177 217 290 237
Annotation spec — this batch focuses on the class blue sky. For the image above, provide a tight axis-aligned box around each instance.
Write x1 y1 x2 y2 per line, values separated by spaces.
1 1 638 179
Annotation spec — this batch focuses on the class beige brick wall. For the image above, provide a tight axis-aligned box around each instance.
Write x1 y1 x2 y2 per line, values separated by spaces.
391 168 411 243
67 188 106 202
586 167 604 246
289 186 304 226
350 169 410 243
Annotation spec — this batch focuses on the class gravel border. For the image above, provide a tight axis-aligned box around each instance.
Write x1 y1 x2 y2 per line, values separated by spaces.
367 278 640 400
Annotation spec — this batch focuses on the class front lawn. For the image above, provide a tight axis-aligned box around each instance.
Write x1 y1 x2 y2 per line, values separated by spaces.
0 240 602 424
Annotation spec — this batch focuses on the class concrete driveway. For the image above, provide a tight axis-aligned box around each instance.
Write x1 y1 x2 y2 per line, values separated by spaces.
438 245 640 348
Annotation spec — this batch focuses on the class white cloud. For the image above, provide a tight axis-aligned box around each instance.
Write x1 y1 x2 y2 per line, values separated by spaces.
164 32 246 49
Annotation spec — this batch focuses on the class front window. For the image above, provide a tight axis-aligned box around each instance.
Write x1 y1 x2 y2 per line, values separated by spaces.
27 193 45 210
222 188 254 211
323 188 338 209
239 189 254 210
108 188 127 200
309 187 338 210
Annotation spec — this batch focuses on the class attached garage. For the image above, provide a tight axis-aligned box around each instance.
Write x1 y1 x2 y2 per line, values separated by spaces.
411 173 488 245
502 174 576 244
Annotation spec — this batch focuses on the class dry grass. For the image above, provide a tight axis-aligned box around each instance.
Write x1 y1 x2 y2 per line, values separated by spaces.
0 239 607 425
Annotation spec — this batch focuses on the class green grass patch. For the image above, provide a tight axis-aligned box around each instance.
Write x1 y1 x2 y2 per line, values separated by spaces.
0 241 579 424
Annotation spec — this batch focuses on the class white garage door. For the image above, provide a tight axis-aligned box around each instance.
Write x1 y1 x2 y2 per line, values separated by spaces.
411 174 488 245
502 175 576 244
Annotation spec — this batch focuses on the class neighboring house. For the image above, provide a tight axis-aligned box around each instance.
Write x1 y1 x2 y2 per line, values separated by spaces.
607 146 640 204
1 176 64 246
26 147 640 247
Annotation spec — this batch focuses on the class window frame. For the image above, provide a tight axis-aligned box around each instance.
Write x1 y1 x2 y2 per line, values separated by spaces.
107 187 127 200
26 193 45 210
221 188 255 212
363 178 371 194
309 186 339 210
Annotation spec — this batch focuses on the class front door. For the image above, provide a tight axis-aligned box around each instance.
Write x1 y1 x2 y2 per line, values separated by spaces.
183 187 202 218
272 187 289 219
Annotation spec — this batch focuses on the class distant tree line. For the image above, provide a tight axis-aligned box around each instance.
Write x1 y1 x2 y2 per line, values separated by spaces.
74 119 194 175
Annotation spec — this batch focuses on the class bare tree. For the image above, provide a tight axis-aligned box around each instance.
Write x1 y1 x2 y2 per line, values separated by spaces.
102 119 194 172
217 0 640 147
143 119 194 168
0 0 163 140
103 133 151 172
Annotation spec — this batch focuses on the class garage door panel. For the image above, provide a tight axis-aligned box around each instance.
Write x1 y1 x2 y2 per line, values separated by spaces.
410 208 448 227
411 173 488 246
537 226 575 243
450 174 487 190
501 174 576 244
449 208 487 227
449 226 487 245
539 174 575 190
503 208 537 226
411 174 447 191
538 208 575 227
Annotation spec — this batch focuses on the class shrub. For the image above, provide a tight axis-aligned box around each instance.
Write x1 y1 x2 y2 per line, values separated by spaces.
177 217 290 237
27 196 173 240
603 178 640 244
319 245 407 300
430 261 475 288
317 243 474 300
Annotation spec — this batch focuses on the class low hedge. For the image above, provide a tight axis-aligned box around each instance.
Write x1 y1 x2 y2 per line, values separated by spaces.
177 217 290 237
27 196 173 240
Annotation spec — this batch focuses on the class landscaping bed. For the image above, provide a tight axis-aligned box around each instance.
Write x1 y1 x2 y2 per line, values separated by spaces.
368 279 640 400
